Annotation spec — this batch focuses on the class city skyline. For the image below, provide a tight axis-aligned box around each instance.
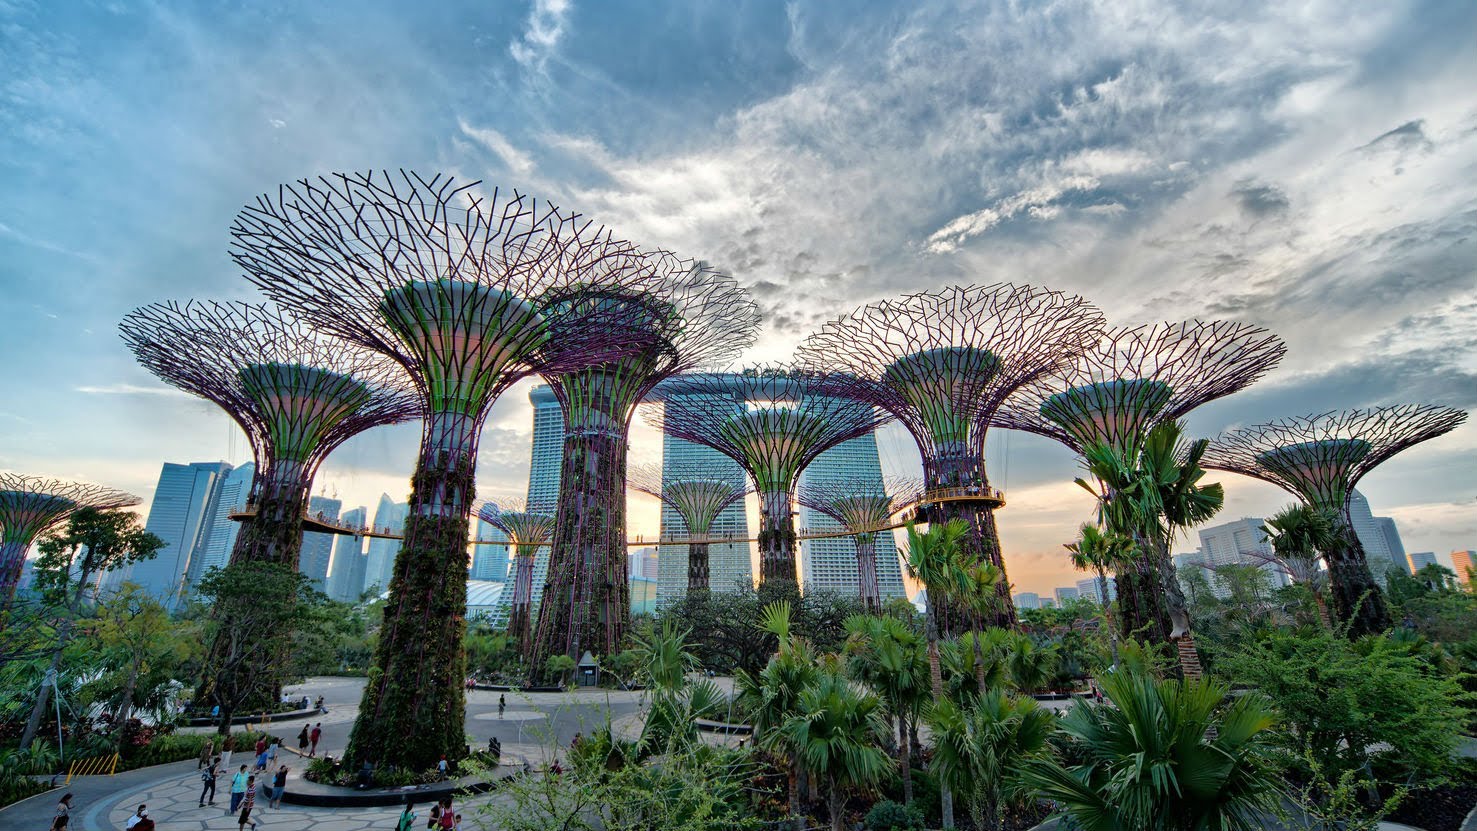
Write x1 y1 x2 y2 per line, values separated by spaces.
2 2 1473 596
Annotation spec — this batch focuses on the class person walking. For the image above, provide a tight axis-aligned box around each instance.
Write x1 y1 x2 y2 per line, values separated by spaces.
199 756 219 807
297 723 310 755
238 775 259 830
497 694 505 718
396 801 417 831
198 739 215 769
437 798 455 830
266 739 279 768
229 764 250 814
50 792 73 830
437 755 448 778
124 804 148 829
220 736 235 773
426 801 442 829
269 765 289 809
309 723 322 757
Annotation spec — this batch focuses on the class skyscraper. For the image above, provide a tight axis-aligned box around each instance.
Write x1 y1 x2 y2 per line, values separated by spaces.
1076 576 1115 604
327 506 368 602
1452 550 1474 585
1013 591 1041 610
1407 551 1439 572
187 462 254 587
1195 517 1288 599
471 512 510 583
364 493 408 594
524 385 563 610
797 432 906 602
1375 517 1409 577
299 496 341 592
1347 490 1405 585
125 461 233 604
1054 586 1080 605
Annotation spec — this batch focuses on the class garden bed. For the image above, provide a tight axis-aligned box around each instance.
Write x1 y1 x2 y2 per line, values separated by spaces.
1384 781 1477 831
284 769 519 807
185 707 318 727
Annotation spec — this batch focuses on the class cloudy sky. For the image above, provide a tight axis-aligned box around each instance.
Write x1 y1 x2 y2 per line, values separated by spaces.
2 0 1474 594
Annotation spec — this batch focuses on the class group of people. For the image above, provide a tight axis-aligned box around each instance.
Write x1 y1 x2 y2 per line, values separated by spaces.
396 797 463 831
297 722 324 757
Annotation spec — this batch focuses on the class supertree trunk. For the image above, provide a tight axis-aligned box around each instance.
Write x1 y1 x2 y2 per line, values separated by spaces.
854 535 881 612
345 410 476 770
530 430 630 673
1326 519 1392 637
925 458 1015 633
231 462 310 566
1113 538 1174 650
508 548 536 643
687 541 711 593
758 489 798 587
0 541 26 605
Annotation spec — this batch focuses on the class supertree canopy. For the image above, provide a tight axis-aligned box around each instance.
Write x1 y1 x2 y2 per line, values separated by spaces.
796 284 1105 628
0 475 140 606
528 255 759 672
231 170 643 770
645 367 892 587
120 301 420 568
475 498 554 645
994 321 1286 647
796 476 919 611
1204 405 1467 637
628 462 753 594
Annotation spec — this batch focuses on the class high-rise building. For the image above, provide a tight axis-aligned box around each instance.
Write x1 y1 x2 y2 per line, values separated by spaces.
327 507 368 602
656 445 752 604
125 461 233 604
1452 550 1474 585
627 547 659 580
524 385 564 611
471 511 510 583
1076 577 1116 604
1375 516 1409 576
364 494 408 594
1195 517 1289 599
1347 490 1404 585
188 462 254 586
798 432 907 602
298 496 341 592
1013 591 1041 610
1407 551 1439 573
1054 586 1080 605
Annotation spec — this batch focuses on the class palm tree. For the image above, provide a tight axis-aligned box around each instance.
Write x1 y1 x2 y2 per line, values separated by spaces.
843 614 928 804
902 519 969 829
1019 669 1280 831
940 628 1010 704
782 656 893 831
736 600 818 831
927 690 1057 831
954 560 1004 696
1004 634 1058 696
629 620 722 750
1065 523 1137 668
1262 504 1337 628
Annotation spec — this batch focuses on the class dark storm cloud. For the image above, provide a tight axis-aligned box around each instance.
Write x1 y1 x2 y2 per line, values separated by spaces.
1229 180 1290 218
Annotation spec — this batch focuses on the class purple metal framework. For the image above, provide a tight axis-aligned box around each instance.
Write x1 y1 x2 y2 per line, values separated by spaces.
528 255 759 671
995 320 1286 646
628 462 753 593
795 284 1105 628
1204 405 1467 637
0 475 140 607
795 476 920 611
644 367 892 587
231 170 643 769
475 498 554 645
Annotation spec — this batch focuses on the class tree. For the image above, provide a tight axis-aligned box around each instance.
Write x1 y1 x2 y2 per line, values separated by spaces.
953 561 1004 696
901 519 969 829
89 586 188 737
1065 523 1136 668
628 620 722 750
844 614 929 804
20 507 164 749
926 690 1055 831
782 657 893 831
735 602 819 831
1262 504 1337 628
1020 670 1280 831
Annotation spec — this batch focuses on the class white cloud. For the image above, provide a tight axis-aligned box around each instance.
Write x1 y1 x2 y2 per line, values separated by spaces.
510 0 572 71
74 383 190 397
458 119 536 176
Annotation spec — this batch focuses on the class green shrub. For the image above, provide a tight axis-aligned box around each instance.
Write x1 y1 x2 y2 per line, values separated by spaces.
864 799 924 830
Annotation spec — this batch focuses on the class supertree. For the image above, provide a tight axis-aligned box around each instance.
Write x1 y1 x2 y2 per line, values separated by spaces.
1204 405 1467 638
231 170 643 769
628 462 753 594
120 300 420 716
0 475 140 608
994 321 1286 662
795 476 919 611
475 498 554 644
528 255 759 671
645 367 892 587
795 284 1105 629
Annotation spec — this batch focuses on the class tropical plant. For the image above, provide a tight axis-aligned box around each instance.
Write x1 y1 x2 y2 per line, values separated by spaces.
1065 523 1137 667
939 629 1009 704
1019 670 1280 831
953 560 1005 695
844 614 929 804
864 799 925 831
782 657 893 831
628 620 722 750
901 519 969 829
1004 634 1059 695
1262 504 1337 628
735 600 819 831
926 690 1056 831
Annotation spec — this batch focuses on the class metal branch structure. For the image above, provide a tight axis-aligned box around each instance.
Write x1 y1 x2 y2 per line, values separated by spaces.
0 475 140 606
1204 405 1467 637
995 320 1286 649
120 300 420 720
645 367 892 587
628 462 753 594
529 255 759 672
796 476 920 611
796 284 1105 628
475 498 554 645
231 170 643 770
